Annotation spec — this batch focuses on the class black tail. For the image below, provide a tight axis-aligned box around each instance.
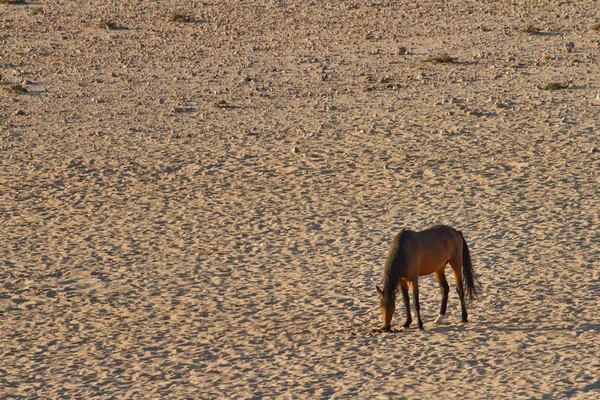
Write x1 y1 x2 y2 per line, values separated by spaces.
459 232 480 301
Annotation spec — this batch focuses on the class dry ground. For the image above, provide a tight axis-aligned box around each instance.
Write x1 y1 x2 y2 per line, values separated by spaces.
1 1 600 398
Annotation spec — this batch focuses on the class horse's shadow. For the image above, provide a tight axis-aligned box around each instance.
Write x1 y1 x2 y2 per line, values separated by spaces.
458 321 600 335
352 320 600 337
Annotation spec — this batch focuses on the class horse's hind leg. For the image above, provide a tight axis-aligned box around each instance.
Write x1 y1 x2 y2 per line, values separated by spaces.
450 258 468 322
399 280 412 328
408 278 424 330
434 269 450 323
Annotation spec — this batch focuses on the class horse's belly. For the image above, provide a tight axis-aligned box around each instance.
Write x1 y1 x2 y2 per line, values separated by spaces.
417 254 448 276
417 264 446 276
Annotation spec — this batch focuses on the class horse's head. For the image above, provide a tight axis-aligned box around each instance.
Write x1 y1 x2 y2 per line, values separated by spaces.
376 286 396 331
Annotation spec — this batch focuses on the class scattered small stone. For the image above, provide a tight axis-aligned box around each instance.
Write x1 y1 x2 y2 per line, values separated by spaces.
565 42 575 53
398 46 408 55
291 146 299 154
542 82 568 91
14 110 26 116
424 54 456 64
168 12 192 23
171 107 183 113
4 84 28 94
97 20 120 30
214 100 229 108
519 24 540 35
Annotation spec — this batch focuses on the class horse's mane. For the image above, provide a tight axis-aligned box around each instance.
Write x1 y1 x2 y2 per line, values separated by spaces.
382 229 407 307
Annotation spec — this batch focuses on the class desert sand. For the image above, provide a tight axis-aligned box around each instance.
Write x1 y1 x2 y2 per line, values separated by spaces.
1 0 599 398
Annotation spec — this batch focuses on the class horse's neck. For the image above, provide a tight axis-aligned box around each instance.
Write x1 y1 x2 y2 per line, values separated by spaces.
383 264 400 294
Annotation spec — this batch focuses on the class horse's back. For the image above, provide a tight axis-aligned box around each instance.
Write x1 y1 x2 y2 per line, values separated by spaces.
421 225 462 245
408 225 462 275
422 224 459 236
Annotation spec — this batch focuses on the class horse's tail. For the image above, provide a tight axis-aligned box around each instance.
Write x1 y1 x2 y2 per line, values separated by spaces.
458 231 480 302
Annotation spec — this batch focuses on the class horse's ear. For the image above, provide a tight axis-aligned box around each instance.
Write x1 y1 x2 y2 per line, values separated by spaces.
376 286 383 297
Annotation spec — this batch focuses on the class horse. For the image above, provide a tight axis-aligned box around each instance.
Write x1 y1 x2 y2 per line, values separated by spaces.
375 225 480 331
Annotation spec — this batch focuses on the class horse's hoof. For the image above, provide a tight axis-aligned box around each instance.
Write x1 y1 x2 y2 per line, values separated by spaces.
434 314 445 324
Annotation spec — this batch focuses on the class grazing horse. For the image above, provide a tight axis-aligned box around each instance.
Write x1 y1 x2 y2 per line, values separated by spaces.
376 225 480 331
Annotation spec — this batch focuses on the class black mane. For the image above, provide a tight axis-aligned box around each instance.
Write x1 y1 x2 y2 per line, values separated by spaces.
382 229 407 307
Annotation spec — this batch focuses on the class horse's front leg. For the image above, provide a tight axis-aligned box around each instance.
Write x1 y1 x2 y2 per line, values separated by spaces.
399 280 412 328
410 278 424 330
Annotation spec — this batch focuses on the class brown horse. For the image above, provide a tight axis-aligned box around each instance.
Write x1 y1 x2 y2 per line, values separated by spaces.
376 225 480 331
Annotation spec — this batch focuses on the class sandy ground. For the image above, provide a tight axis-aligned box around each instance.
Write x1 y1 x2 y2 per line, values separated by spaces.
1 0 600 398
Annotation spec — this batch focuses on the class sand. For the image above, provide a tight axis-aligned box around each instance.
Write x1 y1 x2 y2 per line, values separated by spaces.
1 0 599 398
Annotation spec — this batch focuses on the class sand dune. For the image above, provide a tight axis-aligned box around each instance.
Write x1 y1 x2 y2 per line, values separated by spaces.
1 1 599 398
